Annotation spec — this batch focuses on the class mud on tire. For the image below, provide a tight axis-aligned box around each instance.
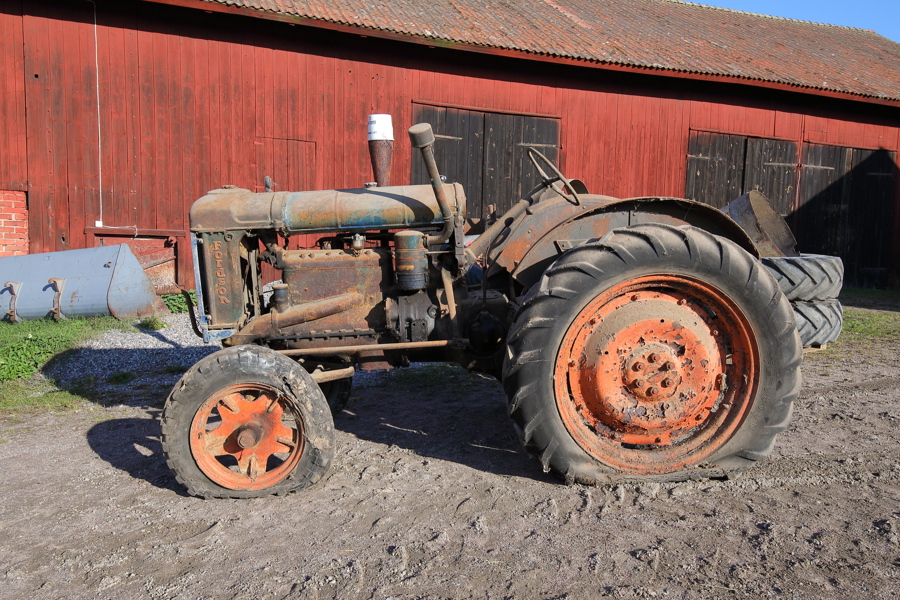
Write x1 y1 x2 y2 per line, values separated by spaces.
161 345 335 498
502 224 802 484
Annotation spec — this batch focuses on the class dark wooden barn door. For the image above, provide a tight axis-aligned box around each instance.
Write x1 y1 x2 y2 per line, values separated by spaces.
411 105 560 221
685 131 797 214
795 144 896 288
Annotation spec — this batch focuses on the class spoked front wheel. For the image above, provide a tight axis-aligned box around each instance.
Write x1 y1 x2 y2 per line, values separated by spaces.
161 345 335 498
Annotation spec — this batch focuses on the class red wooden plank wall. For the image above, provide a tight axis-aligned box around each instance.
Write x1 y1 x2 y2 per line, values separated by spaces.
0 1 26 193
0 0 898 286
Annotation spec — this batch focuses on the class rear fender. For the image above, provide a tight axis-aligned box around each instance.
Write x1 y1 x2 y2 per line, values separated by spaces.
495 196 759 291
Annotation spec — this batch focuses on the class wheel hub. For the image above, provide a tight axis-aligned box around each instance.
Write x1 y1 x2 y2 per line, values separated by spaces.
623 346 683 403
189 383 304 490
235 425 263 449
554 275 758 473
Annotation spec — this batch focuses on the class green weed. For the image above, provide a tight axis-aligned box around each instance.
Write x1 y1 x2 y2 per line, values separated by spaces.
161 290 195 314
841 306 900 339
137 315 167 331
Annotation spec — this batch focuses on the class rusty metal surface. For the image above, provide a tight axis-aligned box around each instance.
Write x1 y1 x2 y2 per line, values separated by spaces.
228 292 363 345
280 339 458 357
308 365 356 383
276 248 393 346
190 184 465 235
368 140 394 188
176 0 900 103
189 382 305 491
490 194 759 290
554 274 759 473
723 191 799 258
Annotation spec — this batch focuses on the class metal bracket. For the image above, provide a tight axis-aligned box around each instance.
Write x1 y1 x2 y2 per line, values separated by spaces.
47 278 66 321
3 281 21 323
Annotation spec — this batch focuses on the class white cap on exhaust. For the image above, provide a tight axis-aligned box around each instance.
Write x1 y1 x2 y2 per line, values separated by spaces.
367 114 394 141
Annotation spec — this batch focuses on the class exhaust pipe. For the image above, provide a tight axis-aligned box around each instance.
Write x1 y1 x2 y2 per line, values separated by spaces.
368 114 394 188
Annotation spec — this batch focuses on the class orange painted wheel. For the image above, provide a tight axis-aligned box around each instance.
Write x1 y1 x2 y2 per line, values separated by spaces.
162 345 334 498
502 224 801 484
189 383 305 491
553 274 758 473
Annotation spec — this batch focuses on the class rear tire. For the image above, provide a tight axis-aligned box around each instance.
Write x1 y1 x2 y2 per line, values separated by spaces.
503 224 801 484
762 254 843 301
793 299 843 347
161 345 335 498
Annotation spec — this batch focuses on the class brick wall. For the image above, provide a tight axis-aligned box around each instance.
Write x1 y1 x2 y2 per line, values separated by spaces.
0 191 28 256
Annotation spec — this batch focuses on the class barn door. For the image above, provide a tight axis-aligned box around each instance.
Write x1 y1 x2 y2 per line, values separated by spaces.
685 132 745 208
685 131 798 213
795 144 896 287
411 105 560 222
744 138 798 216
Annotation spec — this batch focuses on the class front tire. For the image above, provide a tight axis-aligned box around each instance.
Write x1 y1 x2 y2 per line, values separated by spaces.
503 224 801 483
161 345 335 498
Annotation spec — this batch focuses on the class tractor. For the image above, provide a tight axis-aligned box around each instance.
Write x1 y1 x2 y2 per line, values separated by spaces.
161 121 838 498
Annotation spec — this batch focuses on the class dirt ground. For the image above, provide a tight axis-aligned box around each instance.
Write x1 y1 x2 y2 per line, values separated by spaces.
1 302 899 600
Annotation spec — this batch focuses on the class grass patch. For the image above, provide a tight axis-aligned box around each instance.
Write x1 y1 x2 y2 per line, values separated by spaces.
0 316 124 382
0 377 89 412
841 306 900 339
158 364 188 375
161 290 195 314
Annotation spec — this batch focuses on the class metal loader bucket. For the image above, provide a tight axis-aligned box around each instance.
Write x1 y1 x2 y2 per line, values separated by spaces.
0 244 163 322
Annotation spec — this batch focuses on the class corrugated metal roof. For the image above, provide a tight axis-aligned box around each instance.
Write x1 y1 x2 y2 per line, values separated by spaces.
178 0 900 102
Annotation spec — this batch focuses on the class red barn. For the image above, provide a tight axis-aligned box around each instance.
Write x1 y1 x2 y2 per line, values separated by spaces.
1 0 898 288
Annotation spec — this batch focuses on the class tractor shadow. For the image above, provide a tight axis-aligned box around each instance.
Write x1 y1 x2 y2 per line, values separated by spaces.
85 410 189 496
74 358 549 492
335 364 550 482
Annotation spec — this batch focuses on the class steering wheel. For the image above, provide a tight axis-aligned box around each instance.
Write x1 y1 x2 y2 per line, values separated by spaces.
527 147 581 206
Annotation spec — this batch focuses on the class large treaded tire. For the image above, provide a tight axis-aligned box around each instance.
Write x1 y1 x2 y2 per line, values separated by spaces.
762 254 843 301
161 345 335 498
793 299 843 348
502 224 802 484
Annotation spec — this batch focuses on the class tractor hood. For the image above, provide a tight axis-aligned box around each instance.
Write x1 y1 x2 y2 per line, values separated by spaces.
190 184 466 235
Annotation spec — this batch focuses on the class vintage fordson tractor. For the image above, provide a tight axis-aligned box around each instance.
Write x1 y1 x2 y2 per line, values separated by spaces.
161 122 811 499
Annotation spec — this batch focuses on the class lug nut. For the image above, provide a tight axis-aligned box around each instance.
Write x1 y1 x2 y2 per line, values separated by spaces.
661 378 674 388
648 353 660 363
662 361 675 371
632 362 645 372
646 386 659 397
632 379 645 389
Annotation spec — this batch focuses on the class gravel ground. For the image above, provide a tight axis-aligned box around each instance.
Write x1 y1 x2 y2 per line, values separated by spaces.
43 314 222 402
1 305 899 599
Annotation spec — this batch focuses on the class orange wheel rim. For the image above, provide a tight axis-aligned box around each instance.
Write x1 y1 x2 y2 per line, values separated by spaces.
554 274 759 473
189 383 305 490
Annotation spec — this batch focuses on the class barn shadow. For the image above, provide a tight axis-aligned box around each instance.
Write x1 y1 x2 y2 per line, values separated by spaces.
790 147 898 291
